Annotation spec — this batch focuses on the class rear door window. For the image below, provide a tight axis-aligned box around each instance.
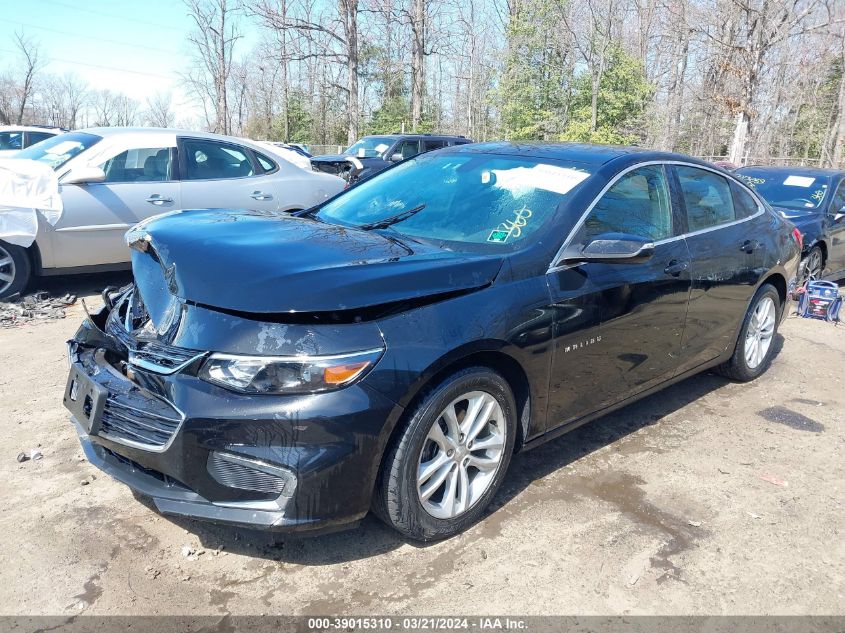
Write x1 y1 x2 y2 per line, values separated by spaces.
578 165 673 243
25 131 55 147
423 139 449 152
676 166 738 232
730 181 760 219
182 138 255 180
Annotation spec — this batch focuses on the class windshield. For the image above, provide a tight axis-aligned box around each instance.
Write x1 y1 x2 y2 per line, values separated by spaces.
14 131 102 170
343 136 394 158
317 153 593 248
736 169 830 211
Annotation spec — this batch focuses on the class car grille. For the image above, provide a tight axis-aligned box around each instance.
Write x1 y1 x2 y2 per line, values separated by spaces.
93 362 184 450
207 452 296 496
101 397 182 449
102 447 189 490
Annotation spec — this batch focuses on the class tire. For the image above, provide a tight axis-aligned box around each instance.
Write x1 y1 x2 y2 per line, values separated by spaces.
373 366 517 541
716 283 782 382
801 245 824 285
0 240 32 300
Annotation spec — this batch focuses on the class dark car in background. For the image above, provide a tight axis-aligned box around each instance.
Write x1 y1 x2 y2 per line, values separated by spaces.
736 165 845 283
65 143 800 541
310 133 472 184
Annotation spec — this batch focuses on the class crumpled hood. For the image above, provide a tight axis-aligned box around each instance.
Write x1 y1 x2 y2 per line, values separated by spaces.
128 208 504 314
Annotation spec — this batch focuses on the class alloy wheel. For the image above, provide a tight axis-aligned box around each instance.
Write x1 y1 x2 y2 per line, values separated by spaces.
0 244 16 297
745 296 776 369
416 390 506 519
804 249 823 283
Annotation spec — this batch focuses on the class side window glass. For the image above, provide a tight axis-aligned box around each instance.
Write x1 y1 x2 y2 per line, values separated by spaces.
730 181 760 219
423 140 448 152
183 139 254 180
676 166 736 231
578 165 673 243
100 147 171 183
394 140 421 160
0 132 23 150
256 152 277 172
26 132 54 147
832 183 845 214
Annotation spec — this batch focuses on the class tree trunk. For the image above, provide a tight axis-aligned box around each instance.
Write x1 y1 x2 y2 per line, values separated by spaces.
831 40 845 167
342 0 359 144
410 0 426 131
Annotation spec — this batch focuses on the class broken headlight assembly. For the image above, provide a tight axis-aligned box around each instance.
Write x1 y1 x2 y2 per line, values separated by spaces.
198 348 384 394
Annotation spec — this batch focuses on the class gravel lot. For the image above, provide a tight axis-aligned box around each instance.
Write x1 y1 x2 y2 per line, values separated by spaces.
1 272 843 616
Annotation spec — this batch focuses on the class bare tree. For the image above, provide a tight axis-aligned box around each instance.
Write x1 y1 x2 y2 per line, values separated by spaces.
144 91 176 127
184 0 242 134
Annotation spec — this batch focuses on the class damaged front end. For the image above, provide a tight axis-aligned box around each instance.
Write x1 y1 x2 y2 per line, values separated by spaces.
64 282 397 533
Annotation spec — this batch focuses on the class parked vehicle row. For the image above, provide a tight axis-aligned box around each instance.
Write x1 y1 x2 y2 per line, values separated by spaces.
735 165 845 283
0 125 66 157
310 133 472 184
0 127 345 298
64 142 801 540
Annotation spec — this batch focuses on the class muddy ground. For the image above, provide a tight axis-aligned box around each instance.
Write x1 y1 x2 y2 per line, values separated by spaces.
0 272 843 616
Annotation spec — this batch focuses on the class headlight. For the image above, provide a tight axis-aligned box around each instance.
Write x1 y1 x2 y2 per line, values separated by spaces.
198 348 383 394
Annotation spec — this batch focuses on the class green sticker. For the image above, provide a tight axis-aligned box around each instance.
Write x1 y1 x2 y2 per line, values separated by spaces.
488 229 510 243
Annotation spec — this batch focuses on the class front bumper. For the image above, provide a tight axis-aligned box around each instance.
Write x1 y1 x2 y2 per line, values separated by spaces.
65 307 399 533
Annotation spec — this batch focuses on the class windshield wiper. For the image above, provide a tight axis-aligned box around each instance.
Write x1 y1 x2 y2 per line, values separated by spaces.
359 204 426 231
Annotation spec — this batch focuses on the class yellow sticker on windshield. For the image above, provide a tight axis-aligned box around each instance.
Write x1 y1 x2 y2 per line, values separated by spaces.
487 206 533 243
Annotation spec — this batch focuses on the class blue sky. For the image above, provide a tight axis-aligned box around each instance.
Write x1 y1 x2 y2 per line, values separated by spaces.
0 0 260 120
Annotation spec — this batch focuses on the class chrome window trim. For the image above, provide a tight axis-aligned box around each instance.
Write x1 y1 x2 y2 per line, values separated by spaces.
547 159 765 273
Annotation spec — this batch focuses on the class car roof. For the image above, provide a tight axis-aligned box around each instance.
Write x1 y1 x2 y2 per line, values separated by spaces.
360 133 468 140
737 164 845 177
447 141 704 167
0 125 64 133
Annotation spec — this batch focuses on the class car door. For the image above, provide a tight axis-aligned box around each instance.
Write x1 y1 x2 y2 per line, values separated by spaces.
178 137 279 212
546 164 691 428
824 179 845 277
669 164 763 373
51 145 180 268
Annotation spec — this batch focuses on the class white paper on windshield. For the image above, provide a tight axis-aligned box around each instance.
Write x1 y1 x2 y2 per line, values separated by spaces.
493 164 590 196
783 175 815 187
44 140 83 156
0 158 63 247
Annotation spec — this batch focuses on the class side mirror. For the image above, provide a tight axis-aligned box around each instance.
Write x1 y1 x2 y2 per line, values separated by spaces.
390 153 403 163
61 166 106 185
569 233 655 265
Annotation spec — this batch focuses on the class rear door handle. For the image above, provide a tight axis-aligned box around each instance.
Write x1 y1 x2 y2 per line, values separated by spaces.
146 195 173 205
251 191 272 200
741 239 760 254
664 260 689 276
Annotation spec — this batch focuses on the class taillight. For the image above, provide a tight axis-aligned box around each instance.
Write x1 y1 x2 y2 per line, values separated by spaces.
792 227 803 250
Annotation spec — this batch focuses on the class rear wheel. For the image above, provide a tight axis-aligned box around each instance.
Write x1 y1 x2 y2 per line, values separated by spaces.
801 245 824 285
716 284 781 382
0 241 31 300
373 367 517 541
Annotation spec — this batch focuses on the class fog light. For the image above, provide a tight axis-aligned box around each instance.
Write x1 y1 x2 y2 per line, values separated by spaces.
207 452 297 497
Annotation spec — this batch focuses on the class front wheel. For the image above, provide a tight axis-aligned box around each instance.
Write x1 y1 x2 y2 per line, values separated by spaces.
0 241 32 300
716 284 782 382
373 367 517 541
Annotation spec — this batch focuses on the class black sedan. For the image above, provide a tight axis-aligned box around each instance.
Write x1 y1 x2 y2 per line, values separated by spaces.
736 165 845 283
64 143 800 541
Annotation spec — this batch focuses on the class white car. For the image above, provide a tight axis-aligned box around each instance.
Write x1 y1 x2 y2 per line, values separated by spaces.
0 127 346 298
0 125 65 157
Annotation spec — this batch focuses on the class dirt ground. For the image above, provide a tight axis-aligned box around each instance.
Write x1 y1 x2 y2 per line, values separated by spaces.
0 272 843 617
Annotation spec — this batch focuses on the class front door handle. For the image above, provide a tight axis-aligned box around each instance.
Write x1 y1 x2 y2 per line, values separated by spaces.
741 239 760 254
664 260 689 276
146 194 173 205
251 191 272 200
